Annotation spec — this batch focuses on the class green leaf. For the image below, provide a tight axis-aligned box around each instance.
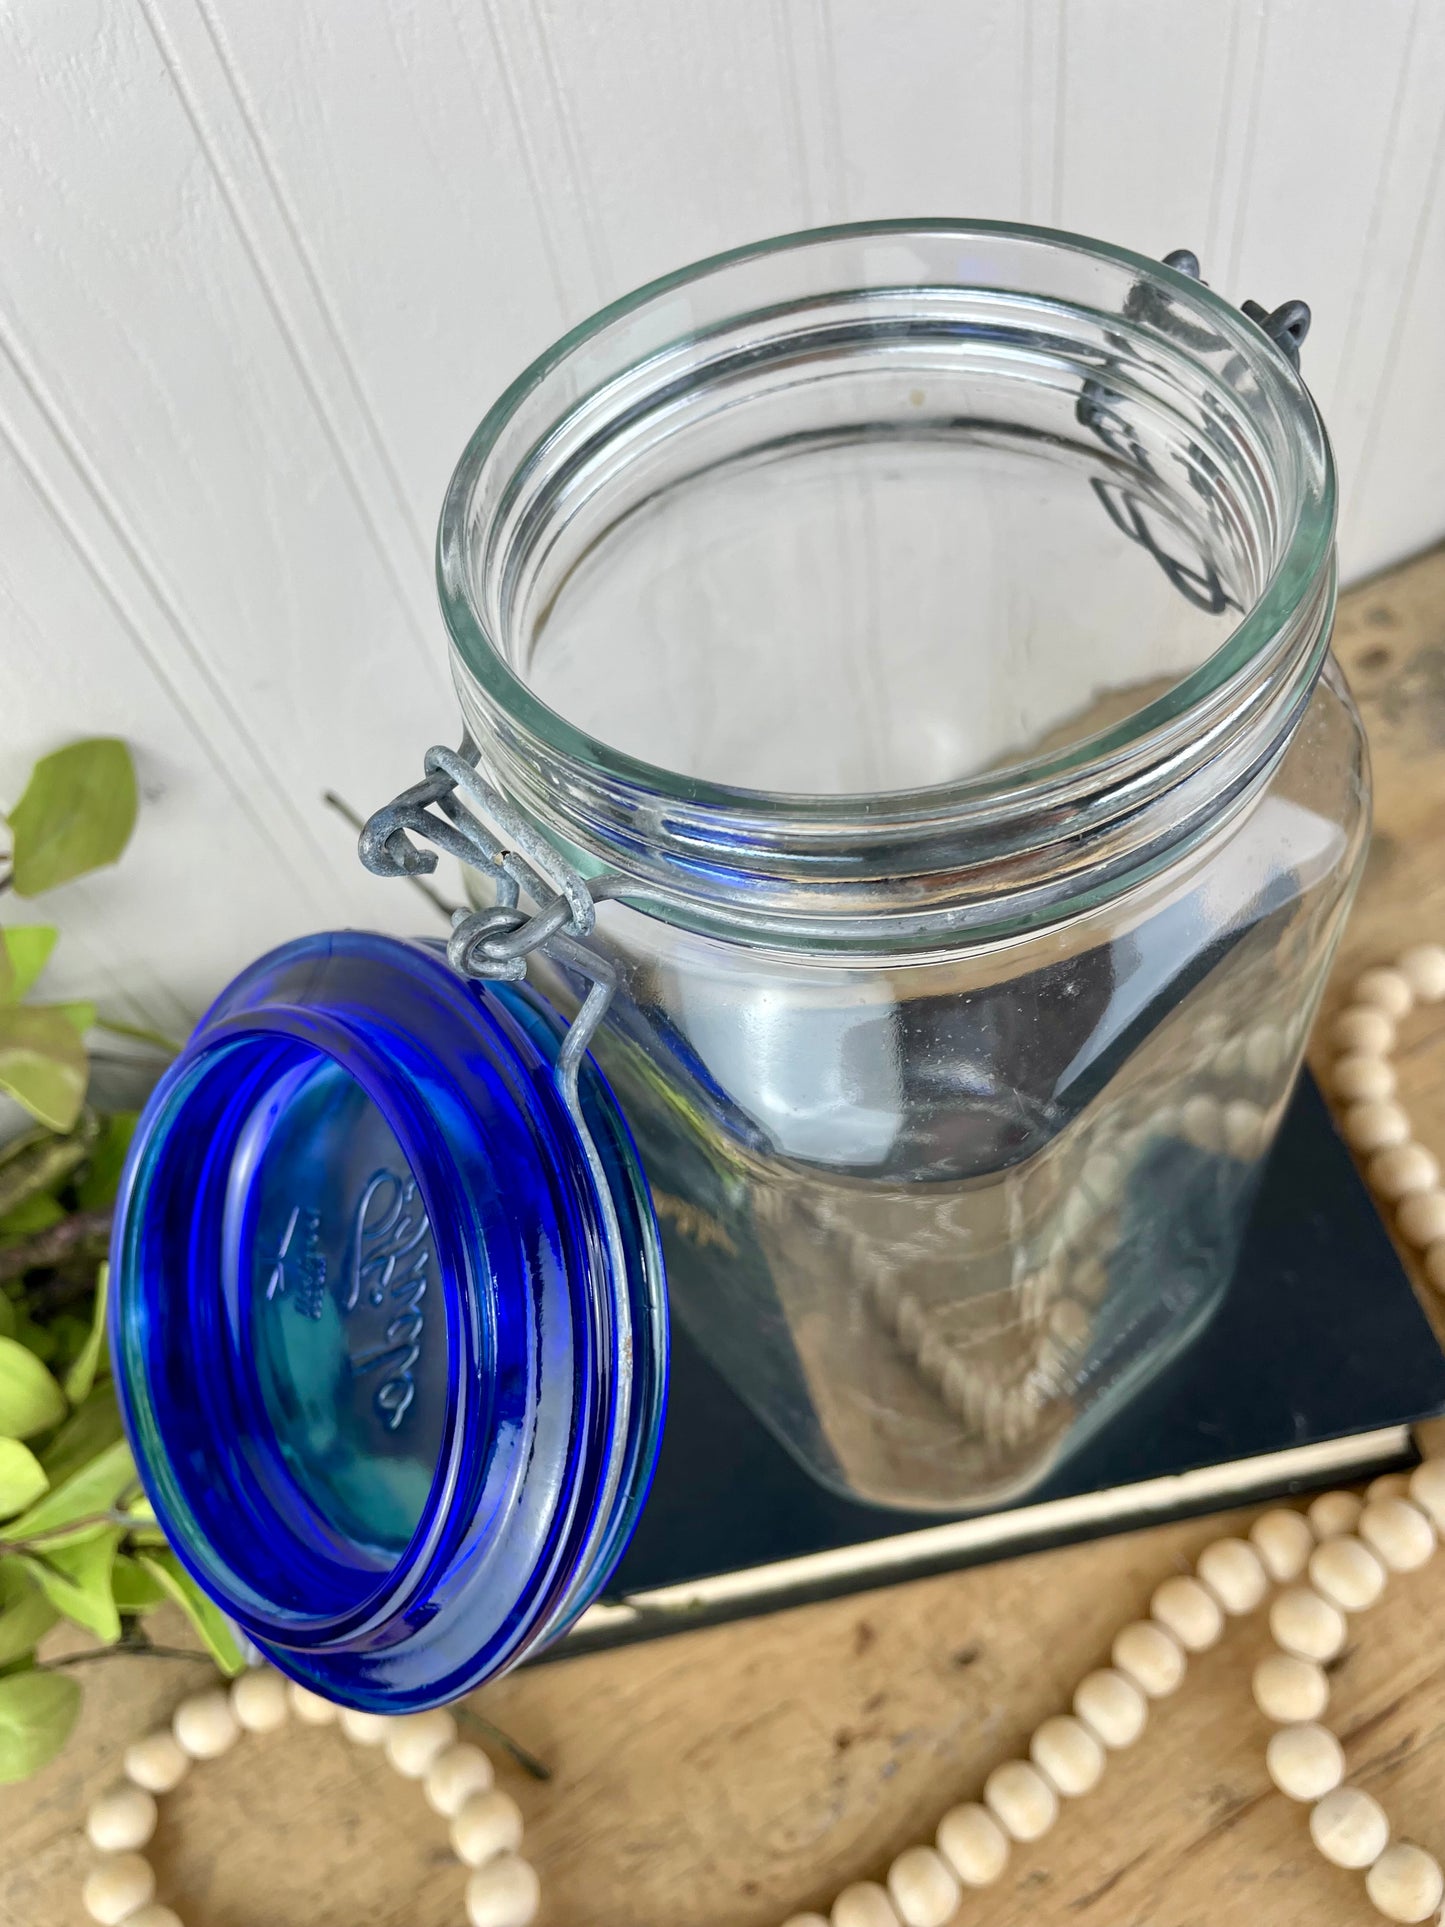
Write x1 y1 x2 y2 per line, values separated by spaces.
138 1552 243 1675
48 1313 89 1369
40 1381 121 1487
111 1553 168 1613
6 1436 133 1548
0 1337 67 1438
5 740 138 899
0 1561 58 1665
22 1527 121 1642
10 1316 57 1364
0 1300 13 1341
0 1440 48 1520
76 1112 138 1212
0 1191 65 1241
0 1006 89 1132
0 1667 81 1781
0 928 58 1003
52 1002 96 1040
61 1263 108 1405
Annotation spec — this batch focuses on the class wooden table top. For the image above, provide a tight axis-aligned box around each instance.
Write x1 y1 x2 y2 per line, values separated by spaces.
7 546 1445 1927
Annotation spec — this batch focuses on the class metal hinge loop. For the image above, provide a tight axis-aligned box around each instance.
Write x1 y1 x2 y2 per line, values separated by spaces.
1163 246 1312 370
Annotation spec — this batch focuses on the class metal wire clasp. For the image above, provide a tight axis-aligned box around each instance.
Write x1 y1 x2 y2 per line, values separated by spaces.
358 739 621 1094
1161 247 1312 370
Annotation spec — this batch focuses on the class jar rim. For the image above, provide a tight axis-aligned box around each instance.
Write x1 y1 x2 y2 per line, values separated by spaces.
438 217 1335 838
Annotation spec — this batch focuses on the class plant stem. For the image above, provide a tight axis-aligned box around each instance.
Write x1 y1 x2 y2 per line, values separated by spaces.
0 1209 112 1285
456 1707 553 1781
94 1017 182 1056
36 1643 211 1670
0 1509 131 1553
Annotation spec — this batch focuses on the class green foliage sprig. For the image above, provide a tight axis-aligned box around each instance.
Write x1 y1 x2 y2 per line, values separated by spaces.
0 740 239 1785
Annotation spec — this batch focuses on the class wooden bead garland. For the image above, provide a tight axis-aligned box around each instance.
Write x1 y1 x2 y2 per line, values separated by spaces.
83 1679 539 1927
78 943 1445 1927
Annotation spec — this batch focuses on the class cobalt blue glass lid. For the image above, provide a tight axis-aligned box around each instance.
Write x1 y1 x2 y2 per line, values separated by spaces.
109 930 668 1712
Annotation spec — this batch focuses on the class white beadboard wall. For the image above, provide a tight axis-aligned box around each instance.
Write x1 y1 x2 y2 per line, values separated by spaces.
3 0 1445 1024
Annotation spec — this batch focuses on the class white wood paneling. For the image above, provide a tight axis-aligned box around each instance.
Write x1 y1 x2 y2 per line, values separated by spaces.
2 0 1443 1019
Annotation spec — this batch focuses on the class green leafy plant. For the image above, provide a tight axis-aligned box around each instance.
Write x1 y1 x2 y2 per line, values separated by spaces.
0 740 238 1786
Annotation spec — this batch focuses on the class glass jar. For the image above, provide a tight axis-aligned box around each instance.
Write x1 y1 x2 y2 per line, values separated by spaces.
110 222 1366 1710
435 221 1364 1513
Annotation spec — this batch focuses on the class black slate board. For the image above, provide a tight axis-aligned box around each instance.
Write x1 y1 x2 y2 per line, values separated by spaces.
564 1075 1445 1652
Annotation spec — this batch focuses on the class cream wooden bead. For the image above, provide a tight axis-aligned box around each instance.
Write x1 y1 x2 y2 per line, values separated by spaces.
1112 1620 1186 1697
1424 1241 1445 1293
1355 966 1414 1019
1080 1150 1124 1204
1215 1034 1246 1079
1181 1094 1224 1153
1365 1842 1445 1923
123 1732 189 1795
1252 1652 1329 1724
1073 1669 1147 1749
464 1853 541 1927
230 1667 289 1733
172 1688 239 1760
1368 1143 1441 1201
1408 1459 1445 1528
86 1787 158 1854
1344 1100 1412 1153
451 1788 525 1868
935 1803 1010 1887
287 1682 339 1725
1222 1099 1267 1161
1310 1785 1390 1870
423 1742 495 1818
1397 1189 1445 1248
886 1846 960 1927
1269 1586 1348 1662
1359 1493 1436 1572
82 1853 156 1925
339 1708 392 1745
830 1883 899 1927
1398 943 1445 1003
1332 1054 1397 1103
124 1909 183 1927
1308 1489 1363 1539
1367 1472 1414 1503
1029 1714 1104 1798
1244 1022 1286 1080
1196 1537 1268 1614
1149 1574 1222 1652
1250 1508 1314 1583
1332 1005 1396 1054
983 1759 1059 1842
781 1917 831 1927
1309 1534 1387 1612
382 1706 457 1778
1264 1722 1345 1801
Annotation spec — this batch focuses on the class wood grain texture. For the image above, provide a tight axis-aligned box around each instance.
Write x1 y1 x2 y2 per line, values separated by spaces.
5 547 1445 1926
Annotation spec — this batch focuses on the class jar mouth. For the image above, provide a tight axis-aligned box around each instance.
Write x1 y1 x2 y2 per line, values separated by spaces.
439 219 1335 937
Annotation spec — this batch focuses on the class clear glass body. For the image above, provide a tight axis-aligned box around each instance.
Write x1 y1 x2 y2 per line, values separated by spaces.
439 223 1366 1512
